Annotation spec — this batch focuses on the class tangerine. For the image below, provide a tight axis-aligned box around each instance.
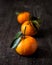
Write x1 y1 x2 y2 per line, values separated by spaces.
21 21 37 36
15 36 38 55
17 11 30 24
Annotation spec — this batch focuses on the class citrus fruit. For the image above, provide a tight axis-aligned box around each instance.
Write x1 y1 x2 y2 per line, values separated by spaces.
17 11 30 24
21 21 37 36
15 36 38 55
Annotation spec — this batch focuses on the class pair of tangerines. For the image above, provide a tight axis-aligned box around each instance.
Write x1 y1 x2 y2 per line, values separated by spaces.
11 11 41 56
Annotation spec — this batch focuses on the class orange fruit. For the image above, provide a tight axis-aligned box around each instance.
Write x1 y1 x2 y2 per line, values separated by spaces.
17 11 30 24
15 36 38 55
21 21 37 36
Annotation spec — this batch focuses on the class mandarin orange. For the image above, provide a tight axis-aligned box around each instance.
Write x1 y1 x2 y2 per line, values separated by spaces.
15 36 38 55
21 21 37 36
17 12 30 24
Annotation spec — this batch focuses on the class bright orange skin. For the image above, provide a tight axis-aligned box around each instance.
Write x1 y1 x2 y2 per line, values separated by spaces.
21 21 37 36
15 36 38 55
17 12 30 24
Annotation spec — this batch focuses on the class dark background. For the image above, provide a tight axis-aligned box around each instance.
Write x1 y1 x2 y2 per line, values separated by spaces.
0 0 52 65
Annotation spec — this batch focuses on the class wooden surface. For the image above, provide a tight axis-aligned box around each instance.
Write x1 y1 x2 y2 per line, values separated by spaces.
0 0 52 65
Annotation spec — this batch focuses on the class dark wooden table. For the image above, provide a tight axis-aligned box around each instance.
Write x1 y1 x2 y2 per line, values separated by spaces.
0 0 52 65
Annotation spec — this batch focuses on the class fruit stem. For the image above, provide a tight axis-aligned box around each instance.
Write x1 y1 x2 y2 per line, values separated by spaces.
24 26 26 39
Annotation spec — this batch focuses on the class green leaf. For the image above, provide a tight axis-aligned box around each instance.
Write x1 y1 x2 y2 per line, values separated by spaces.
32 20 40 29
14 31 22 39
37 18 42 24
37 17 42 24
10 31 22 48
11 37 22 49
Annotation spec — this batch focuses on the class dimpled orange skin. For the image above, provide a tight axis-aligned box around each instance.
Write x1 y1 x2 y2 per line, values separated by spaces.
15 36 38 55
21 21 37 36
17 12 30 24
